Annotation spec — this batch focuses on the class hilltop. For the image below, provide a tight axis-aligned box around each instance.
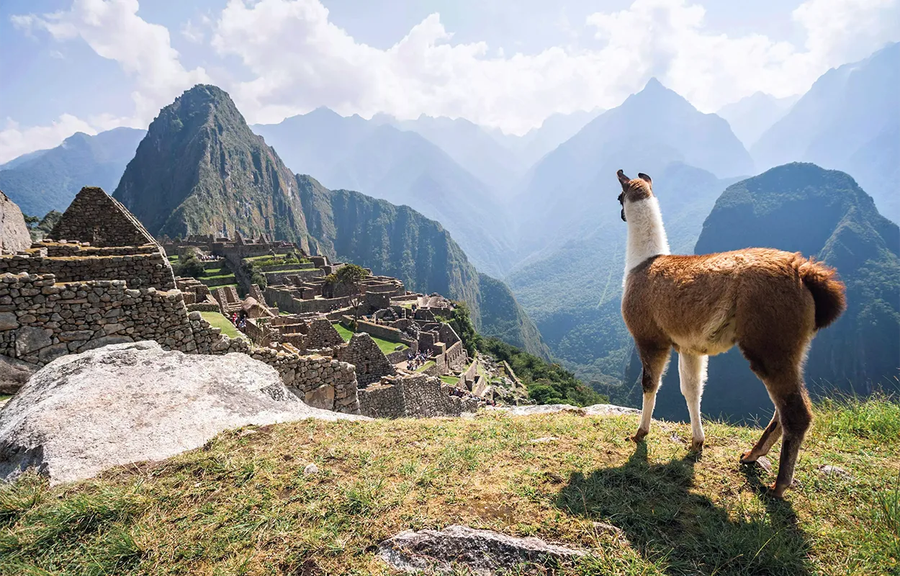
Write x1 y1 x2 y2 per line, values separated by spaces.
1 397 896 575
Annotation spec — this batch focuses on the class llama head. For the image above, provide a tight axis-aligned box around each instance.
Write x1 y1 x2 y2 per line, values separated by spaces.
616 170 653 222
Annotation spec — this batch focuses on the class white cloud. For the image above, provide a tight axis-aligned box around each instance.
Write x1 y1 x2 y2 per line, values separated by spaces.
0 115 96 165
211 0 899 134
13 0 209 126
6 0 210 162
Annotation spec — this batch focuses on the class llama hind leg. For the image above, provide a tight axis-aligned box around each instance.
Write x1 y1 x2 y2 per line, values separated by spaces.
678 353 707 451
770 389 812 497
632 344 671 442
740 412 782 463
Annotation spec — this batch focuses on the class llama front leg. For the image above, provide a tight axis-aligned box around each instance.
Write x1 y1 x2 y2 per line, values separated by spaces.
678 353 707 451
740 412 782 463
632 344 670 442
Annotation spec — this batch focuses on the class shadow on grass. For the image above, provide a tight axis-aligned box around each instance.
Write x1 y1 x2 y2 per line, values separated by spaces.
556 444 811 575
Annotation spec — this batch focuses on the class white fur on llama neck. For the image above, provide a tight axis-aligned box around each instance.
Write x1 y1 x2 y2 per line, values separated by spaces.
624 196 670 277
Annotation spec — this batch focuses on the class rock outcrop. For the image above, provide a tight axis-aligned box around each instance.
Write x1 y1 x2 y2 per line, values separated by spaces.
0 190 30 254
378 525 587 575
0 341 364 484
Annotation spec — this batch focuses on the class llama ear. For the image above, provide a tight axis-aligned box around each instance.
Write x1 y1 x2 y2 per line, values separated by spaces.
637 173 652 185
617 169 630 188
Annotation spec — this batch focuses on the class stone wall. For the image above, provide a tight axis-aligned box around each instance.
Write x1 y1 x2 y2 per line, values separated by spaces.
353 318 414 345
357 375 481 418
0 248 175 291
334 332 397 387
0 272 360 414
265 285 351 315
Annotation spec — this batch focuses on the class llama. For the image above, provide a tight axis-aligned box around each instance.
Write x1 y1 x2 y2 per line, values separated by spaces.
616 169 846 497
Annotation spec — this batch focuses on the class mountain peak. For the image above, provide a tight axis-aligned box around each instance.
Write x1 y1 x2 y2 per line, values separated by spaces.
643 77 666 91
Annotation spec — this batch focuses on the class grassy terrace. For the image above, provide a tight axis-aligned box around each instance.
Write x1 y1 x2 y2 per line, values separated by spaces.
415 360 436 373
199 311 242 340
333 323 407 355
440 375 461 385
0 398 897 575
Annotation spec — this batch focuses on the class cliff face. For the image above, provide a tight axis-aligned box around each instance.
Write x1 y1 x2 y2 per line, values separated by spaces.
113 85 310 250
646 163 899 421
114 85 547 357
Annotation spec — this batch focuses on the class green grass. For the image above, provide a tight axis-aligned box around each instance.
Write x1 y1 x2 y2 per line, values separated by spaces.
440 375 460 386
333 323 408 355
415 360 436 373
0 398 897 575
199 311 242 340
0 394 11 404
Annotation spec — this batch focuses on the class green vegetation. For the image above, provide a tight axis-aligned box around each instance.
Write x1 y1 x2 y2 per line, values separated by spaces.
333 323 407 356
479 337 606 407
199 311 242 340
324 264 369 320
440 375 460 385
1 397 897 575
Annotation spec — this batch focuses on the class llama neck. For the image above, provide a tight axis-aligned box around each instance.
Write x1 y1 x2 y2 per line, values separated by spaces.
624 197 670 275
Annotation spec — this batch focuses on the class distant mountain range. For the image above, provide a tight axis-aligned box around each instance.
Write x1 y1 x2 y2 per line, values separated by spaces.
0 127 145 217
752 42 899 223
113 84 547 357
509 78 753 262
640 163 899 421
717 92 797 148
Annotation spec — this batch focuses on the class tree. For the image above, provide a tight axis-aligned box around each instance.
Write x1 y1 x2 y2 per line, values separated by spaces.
337 264 369 321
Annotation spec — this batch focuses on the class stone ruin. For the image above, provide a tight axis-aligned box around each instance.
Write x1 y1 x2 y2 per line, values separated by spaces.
0 187 358 413
1 186 503 419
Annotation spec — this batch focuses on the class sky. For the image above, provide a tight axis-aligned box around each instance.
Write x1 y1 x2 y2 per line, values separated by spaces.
0 0 898 164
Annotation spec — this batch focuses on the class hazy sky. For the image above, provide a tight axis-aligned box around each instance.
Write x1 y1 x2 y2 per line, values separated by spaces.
1 0 898 163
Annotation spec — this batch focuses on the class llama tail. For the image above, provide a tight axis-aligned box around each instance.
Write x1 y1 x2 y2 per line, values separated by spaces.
797 257 846 330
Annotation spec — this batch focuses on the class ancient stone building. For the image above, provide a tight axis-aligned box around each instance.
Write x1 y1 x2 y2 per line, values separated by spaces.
306 318 345 349
335 333 397 387
358 375 481 418
49 187 157 248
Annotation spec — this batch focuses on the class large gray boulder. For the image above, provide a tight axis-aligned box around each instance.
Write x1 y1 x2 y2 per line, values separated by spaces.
0 341 363 484
0 190 31 253
378 525 587 574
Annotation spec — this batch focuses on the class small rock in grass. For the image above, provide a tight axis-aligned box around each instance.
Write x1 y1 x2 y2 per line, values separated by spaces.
756 456 773 473
819 465 851 479
529 436 558 444
303 463 319 476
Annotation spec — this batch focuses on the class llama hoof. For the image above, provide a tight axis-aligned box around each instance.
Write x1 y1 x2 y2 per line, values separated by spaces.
630 429 649 443
690 439 704 452
739 451 758 464
768 482 789 499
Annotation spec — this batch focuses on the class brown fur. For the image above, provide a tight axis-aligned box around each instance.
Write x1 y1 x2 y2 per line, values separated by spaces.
618 171 847 498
